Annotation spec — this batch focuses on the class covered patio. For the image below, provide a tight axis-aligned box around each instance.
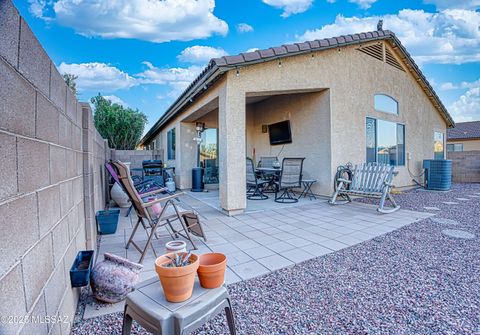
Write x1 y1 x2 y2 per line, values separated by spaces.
178 87 332 215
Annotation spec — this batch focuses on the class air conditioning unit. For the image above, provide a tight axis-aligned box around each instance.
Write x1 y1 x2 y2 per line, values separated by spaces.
423 159 452 191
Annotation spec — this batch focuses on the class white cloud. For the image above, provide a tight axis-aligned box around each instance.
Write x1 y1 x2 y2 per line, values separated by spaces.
137 61 203 93
449 86 480 122
104 95 129 107
297 9 480 64
325 0 377 9
246 48 259 52
177 46 227 64
29 0 228 43
440 79 480 91
262 0 313 17
349 0 377 9
57 61 204 99
237 23 254 33
58 62 137 92
424 0 480 10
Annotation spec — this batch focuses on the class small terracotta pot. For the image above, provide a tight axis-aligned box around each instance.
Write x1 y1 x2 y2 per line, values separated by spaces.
197 253 227 289
155 252 199 302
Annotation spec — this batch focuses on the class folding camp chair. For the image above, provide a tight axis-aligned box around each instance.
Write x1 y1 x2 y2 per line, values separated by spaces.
105 162 164 217
113 160 206 263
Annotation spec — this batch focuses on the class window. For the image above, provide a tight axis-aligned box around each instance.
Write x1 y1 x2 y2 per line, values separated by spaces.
434 132 444 159
374 94 398 115
366 117 405 166
167 128 176 160
447 143 463 152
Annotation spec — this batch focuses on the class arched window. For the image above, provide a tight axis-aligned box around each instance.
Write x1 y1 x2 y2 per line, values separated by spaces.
374 94 398 115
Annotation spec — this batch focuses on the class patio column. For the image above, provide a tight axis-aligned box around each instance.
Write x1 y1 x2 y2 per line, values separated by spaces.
218 86 246 215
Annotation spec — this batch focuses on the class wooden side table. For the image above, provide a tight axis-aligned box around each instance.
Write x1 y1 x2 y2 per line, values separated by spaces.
122 277 236 335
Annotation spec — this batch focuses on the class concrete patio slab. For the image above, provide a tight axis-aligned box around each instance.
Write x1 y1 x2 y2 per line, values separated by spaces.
85 192 433 319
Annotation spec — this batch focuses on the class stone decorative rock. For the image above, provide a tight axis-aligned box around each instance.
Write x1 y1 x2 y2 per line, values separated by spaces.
441 229 475 239
110 182 130 208
91 253 143 303
431 218 459 225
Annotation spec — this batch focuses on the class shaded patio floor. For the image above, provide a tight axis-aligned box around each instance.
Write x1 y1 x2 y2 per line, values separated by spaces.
83 193 431 319
187 189 325 213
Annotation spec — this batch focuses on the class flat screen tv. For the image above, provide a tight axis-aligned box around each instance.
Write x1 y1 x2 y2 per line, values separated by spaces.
268 120 292 145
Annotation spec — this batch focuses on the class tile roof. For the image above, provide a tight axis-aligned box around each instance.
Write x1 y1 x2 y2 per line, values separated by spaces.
447 121 480 140
141 29 454 145
211 30 390 67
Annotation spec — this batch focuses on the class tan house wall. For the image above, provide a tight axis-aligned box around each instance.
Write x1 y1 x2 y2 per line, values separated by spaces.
153 78 227 189
447 139 480 151
245 91 332 195
148 40 448 209
223 43 447 193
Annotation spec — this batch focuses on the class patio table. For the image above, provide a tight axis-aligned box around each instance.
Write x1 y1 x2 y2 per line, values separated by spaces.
122 276 236 335
255 167 281 193
255 167 282 173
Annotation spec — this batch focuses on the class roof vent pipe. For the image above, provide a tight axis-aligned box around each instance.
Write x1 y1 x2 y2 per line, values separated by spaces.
377 19 383 31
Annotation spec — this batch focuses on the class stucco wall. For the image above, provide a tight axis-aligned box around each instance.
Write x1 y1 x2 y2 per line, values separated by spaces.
146 39 448 208
222 41 446 194
245 91 332 195
153 78 227 189
447 139 480 151
0 2 109 334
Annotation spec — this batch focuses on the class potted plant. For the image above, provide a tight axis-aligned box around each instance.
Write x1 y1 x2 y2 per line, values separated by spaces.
155 252 199 302
197 253 227 289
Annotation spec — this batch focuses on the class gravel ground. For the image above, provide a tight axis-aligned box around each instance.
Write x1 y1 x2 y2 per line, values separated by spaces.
71 183 480 335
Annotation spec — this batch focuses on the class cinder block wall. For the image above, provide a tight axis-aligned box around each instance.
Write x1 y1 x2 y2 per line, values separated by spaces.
447 151 480 183
0 2 109 334
111 149 164 169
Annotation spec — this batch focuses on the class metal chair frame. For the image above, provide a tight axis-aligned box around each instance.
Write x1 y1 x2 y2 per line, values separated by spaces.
113 160 205 263
275 158 305 203
246 158 270 200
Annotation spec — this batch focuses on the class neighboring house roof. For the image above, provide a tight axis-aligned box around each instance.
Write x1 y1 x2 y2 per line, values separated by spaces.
447 121 480 141
141 29 454 145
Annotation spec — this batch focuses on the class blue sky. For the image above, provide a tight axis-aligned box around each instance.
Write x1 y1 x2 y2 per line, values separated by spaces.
15 0 480 131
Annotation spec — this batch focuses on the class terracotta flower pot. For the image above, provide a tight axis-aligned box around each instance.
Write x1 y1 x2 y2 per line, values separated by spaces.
197 253 227 289
155 253 199 302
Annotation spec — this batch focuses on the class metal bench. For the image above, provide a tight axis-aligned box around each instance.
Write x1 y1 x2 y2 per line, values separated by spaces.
329 162 400 214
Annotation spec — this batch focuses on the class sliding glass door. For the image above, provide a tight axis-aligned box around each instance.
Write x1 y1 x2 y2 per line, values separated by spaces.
199 128 219 184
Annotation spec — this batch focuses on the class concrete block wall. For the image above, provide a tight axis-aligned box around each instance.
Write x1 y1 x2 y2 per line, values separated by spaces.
110 149 163 169
447 150 480 183
0 2 109 334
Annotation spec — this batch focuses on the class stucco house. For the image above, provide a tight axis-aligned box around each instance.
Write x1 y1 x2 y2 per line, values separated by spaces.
140 28 454 215
447 121 480 152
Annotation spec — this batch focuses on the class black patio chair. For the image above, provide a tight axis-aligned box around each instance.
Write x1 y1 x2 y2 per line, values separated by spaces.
246 157 270 200
275 158 305 203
